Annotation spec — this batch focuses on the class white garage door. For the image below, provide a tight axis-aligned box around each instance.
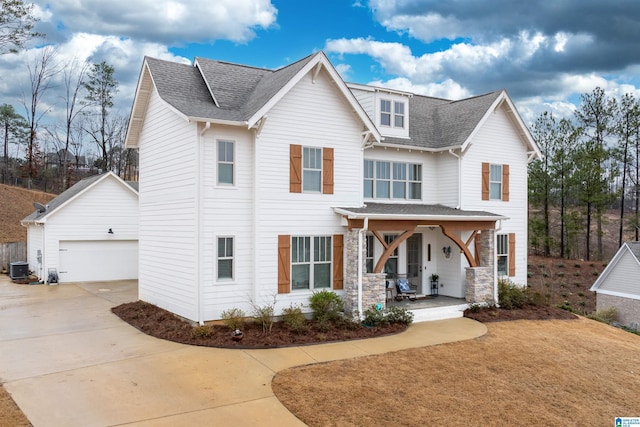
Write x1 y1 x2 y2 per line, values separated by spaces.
58 240 138 283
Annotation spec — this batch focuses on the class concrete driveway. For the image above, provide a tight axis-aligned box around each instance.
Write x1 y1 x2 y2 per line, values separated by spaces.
0 275 486 426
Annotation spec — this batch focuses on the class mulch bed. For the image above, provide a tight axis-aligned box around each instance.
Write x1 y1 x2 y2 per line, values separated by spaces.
112 301 407 349
463 304 578 322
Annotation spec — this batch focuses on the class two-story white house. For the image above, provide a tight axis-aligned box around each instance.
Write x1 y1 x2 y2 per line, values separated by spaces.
125 51 540 323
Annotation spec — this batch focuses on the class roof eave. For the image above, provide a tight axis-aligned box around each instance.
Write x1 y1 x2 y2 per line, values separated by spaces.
333 207 507 222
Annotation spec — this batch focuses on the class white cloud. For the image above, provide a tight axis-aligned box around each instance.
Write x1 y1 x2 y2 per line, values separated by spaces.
35 0 278 44
369 77 471 100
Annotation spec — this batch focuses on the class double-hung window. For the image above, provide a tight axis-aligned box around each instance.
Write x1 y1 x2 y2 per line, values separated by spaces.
380 100 392 126
217 237 234 280
490 164 502 200
380 99 406 129
303 147 322 192
394 101 405 128
364 159 421 200
291 236 332 290
496 234 508 276
217 140 234 185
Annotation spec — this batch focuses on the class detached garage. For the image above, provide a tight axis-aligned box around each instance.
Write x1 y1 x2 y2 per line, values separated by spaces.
21 172 139 284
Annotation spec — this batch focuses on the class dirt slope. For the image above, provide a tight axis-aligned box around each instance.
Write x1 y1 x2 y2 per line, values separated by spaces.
0 184 56 243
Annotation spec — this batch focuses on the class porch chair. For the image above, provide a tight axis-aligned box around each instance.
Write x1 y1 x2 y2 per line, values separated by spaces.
395 278 417 301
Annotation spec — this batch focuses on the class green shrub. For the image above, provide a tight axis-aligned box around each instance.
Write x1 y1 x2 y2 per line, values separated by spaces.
191 325 212 338
309 290 344 323
363 305 414 327
557 301 574 312
498 279 528 310
281 304 307 332
588 307 618 324
362 306 387 327
385 306 414 325
220 308 246 331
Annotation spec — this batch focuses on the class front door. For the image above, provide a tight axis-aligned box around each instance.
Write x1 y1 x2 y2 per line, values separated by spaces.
407 234 422 293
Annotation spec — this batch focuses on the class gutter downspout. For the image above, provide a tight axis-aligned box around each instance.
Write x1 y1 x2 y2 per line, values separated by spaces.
448 149 461 209
494 219 503 306
357 217 368 318
197 122 210 325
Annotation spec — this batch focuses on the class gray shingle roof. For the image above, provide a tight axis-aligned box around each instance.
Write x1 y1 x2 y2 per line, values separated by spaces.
626 241 640 259
335 202 503 220
22 173 138 222
144 52 506 151
382 90 502 150
147 53 318 123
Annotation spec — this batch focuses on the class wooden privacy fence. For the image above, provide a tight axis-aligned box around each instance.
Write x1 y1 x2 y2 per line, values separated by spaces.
0 241 27 271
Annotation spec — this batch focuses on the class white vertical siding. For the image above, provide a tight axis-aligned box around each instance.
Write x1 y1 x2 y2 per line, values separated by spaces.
460 105 530 286
137 89 199 320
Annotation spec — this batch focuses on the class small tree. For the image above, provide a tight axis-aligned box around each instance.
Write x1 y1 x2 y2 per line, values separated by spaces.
0 0 41 54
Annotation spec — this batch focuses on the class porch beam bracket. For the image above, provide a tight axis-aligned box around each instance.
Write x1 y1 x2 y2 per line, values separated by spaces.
373 228 416 274
441 225 477 268
371 230 386 248
465 230 478 247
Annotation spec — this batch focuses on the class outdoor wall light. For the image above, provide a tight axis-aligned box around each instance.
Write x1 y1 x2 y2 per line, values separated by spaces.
108 228 114 234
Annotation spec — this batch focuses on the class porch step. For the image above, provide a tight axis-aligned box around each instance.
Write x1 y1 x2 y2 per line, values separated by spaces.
410 303 469 323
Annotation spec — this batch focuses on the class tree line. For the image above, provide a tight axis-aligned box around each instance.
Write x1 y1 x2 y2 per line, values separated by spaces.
0 0 136 193
529 87 640 261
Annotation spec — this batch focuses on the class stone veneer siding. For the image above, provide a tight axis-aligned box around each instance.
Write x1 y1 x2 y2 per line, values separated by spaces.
465 229 496 304
596 293 640 330
343 229 386 318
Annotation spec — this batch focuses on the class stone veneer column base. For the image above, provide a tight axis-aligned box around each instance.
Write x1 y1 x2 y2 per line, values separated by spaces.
343 229 387 319
465 267 495 304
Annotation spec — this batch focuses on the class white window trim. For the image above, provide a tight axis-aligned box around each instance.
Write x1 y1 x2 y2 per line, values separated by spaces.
216 235 235 282
364 159 422 201
302 146 323 193
216 140 235 187
489 164 502 200
291 235 332 291
496 234 509 277
379 98 407 129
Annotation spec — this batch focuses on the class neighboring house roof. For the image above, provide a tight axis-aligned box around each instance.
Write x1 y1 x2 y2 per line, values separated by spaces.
21 172 138 224
334 202 506 221
590 242 640 295
125 51 381 148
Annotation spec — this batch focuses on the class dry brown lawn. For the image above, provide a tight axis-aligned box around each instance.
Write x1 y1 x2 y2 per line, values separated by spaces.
0 387 30 427
273 317 640 426
0 184 55 243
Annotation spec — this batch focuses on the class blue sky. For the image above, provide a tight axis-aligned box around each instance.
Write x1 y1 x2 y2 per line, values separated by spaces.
1 0 640 134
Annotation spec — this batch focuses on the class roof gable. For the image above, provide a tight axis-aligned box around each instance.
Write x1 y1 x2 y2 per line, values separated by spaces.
21 172 138 224
125 52 381 148
590 242 640 292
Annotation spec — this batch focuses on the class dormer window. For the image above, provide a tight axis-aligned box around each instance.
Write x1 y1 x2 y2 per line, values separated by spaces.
380 99 405 129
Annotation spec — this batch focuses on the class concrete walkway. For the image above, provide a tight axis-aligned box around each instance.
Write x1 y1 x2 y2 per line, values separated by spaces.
0 275 486 427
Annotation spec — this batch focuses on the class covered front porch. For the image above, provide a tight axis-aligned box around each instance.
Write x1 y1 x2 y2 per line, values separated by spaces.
334 203 505 321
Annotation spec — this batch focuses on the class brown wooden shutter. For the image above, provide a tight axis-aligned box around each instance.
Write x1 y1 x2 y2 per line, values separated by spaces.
502 164 510 201
323 147 334 194
290 145 302 193
508 233 516 276
278 235 291 294
481 162 490 200
333 234 344 290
